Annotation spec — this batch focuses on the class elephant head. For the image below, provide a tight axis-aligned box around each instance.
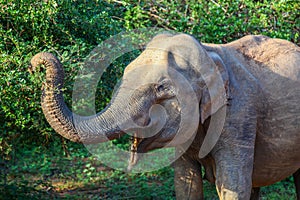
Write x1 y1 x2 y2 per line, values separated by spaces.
31 33 228 167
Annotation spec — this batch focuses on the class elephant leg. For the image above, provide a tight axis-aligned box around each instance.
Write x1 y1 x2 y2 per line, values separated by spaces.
214 147 254 200
294 169 300 200
250 187 260 200
174 152 203 200
213 124 256 199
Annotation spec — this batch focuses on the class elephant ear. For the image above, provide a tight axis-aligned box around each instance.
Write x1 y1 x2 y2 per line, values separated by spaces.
200 51 229 123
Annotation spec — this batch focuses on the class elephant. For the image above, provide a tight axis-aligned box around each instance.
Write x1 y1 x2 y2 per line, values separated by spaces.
31 34 300 199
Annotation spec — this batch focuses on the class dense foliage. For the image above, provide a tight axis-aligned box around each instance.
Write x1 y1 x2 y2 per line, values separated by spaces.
1 0 299 199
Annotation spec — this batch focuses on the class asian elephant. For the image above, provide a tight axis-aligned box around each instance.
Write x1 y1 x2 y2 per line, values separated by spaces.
31 34 300 200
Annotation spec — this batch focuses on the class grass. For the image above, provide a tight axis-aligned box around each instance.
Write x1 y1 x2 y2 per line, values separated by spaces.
0 142 297 199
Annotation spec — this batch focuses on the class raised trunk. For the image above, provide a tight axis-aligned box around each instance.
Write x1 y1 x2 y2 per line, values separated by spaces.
31 52 124 144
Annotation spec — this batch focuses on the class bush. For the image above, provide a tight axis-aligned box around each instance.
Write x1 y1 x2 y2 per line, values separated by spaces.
0 0 124 159
123 0 299 44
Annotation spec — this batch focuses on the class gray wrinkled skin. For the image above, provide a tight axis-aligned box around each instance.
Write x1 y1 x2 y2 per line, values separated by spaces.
31 34 300 200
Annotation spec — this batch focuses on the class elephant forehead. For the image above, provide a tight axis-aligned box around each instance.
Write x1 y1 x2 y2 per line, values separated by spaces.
124 49 169 74
147 33 199 50
124 33 203 74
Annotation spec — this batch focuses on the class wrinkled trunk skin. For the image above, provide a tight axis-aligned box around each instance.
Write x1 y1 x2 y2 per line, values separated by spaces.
31 52 125 144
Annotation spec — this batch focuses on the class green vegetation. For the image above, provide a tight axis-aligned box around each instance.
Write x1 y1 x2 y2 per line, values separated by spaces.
0 0 299 199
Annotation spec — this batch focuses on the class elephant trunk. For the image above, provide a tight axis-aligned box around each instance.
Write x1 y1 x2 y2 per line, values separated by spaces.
30 52 124 144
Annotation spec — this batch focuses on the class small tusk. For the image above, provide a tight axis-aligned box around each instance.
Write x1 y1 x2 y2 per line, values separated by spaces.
128 133 142 171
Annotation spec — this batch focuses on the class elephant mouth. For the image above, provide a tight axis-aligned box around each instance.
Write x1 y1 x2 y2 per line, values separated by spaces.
127 131 167 171
127 133 158 171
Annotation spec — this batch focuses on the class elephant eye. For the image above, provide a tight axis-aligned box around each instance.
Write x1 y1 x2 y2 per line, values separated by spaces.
155 79 175 100
156 78 171 92
156 84 165 92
